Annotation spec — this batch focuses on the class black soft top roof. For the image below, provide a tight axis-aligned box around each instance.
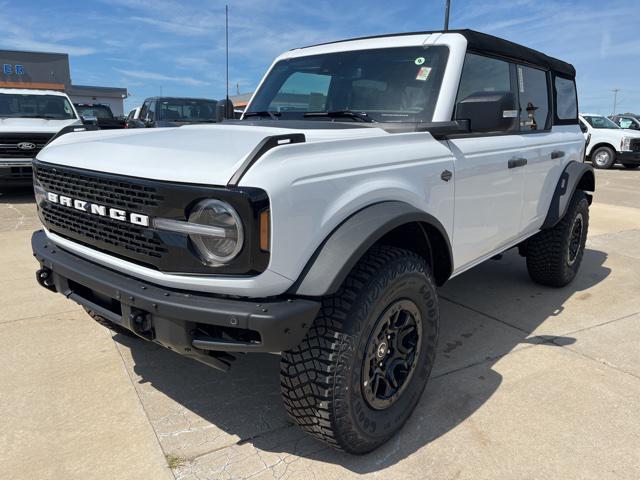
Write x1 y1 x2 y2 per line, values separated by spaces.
302 29 576 78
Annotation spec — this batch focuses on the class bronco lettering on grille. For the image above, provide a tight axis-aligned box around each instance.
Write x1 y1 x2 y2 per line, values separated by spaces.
46 192 150 227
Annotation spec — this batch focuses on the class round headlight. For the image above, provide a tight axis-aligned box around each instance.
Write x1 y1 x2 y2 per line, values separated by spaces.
188 199 243 265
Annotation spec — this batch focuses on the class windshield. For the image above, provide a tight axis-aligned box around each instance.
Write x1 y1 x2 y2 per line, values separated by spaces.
246 46 449 123
76 105 114 119
0 93 76 119
157 99 218 122
583 115 619 129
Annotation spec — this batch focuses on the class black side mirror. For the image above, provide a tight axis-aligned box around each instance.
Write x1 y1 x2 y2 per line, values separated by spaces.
580 124 588 133
455 91 516 133
216 99 234 122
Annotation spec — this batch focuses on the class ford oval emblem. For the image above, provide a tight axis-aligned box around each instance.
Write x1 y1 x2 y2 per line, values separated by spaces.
17 142 36 151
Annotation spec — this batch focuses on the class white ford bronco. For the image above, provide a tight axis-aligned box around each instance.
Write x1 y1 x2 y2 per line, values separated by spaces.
31 30 594 453
0 88 81 186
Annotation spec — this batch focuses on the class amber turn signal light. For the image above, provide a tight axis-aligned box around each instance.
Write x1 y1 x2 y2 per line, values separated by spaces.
259 209 270 251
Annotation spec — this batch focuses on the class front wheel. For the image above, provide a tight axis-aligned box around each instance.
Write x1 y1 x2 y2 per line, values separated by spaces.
280 246 439 454
525 191 589 287
591 146 616 169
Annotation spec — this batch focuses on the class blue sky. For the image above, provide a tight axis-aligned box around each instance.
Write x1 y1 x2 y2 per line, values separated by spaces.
0 0 637 114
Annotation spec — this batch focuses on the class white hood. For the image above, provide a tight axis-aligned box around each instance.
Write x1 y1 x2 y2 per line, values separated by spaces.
36 123 388 185
0 117 81 133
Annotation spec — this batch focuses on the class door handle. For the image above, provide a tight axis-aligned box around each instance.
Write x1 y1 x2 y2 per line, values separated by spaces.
551 150 565 159
508 157 528 169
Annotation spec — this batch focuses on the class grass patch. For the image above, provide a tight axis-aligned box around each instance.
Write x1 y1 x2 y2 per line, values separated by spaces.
165 453 187 469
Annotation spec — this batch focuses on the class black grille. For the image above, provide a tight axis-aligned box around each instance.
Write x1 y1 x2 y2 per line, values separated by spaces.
41 203 167 259
34 163 164 211
630 139 640 152
0 133 53 158
33 161 270 275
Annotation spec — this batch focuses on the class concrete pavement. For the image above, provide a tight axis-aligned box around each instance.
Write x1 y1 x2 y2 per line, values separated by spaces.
1 167 639 479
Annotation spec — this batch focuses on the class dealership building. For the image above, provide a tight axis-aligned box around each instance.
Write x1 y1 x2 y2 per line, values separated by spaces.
0 49 127 116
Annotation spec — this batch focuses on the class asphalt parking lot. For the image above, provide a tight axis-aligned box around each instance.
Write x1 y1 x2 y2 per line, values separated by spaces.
1 167 639 480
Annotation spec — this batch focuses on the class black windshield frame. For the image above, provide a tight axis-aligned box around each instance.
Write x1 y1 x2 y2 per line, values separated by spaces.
246 46 450 123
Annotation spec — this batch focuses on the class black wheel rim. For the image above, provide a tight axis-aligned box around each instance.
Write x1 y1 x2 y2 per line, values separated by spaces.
362 299 422 410
568 212 584 265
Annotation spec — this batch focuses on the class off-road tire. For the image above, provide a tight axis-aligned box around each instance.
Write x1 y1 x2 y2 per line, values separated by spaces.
85 308 137 337
280 246 439 454
526 190 589 287
591 146 615 169
622 163 639 169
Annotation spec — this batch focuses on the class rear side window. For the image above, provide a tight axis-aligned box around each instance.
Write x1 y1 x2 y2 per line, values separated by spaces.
555 76 578 121
517 65 550 131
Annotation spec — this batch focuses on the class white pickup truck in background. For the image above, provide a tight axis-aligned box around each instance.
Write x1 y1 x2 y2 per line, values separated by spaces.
579 113 640 169
0 88 81 186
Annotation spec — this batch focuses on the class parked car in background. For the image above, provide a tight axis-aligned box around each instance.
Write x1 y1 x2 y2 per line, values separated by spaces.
128 97 218 128
74 103 125 129
609 113 640 131
125 106 141 128
0 88 81 186
579 113 640 169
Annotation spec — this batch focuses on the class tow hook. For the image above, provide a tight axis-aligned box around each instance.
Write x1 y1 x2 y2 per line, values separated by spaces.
36 268 56 292
129 309 154 340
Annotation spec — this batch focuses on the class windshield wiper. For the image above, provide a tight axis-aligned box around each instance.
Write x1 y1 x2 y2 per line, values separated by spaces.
303 110 374 122
243 110 280 120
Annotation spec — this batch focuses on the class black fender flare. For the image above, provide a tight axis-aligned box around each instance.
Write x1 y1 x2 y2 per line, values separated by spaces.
290 201 453 297
542 160 595 229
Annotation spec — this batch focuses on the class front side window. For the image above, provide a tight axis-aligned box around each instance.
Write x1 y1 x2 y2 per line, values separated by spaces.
517 65 550 131
554 76 577 120
616 117 640 130
247 46 449 123
157 98 218 122
0 93 76 119
583 115 619 129
456 53 511 102
140 100 151 121
618 118 633 129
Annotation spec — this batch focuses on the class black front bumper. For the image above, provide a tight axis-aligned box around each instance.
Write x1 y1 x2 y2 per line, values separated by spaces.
0 161 33 186
32 230 320 370
619 151 640 164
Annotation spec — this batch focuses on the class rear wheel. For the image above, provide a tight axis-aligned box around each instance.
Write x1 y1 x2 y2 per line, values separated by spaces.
591 146 615 169
280 246 439 454
526 191 589 287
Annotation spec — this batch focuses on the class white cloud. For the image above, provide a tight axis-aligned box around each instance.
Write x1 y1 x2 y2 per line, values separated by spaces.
114 68 211 86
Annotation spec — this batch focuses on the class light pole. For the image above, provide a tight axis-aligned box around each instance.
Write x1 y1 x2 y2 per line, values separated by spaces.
444 0 451 30
612 88 620 115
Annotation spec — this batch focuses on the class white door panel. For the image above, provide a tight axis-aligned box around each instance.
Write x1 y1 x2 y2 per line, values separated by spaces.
519 127 585 234
448 135 525 270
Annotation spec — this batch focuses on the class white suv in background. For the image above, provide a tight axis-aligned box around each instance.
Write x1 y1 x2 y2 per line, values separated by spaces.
0 89 81 186
579 113 640 169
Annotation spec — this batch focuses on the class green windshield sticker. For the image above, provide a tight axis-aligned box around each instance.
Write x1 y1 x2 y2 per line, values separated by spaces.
414 57 426 65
